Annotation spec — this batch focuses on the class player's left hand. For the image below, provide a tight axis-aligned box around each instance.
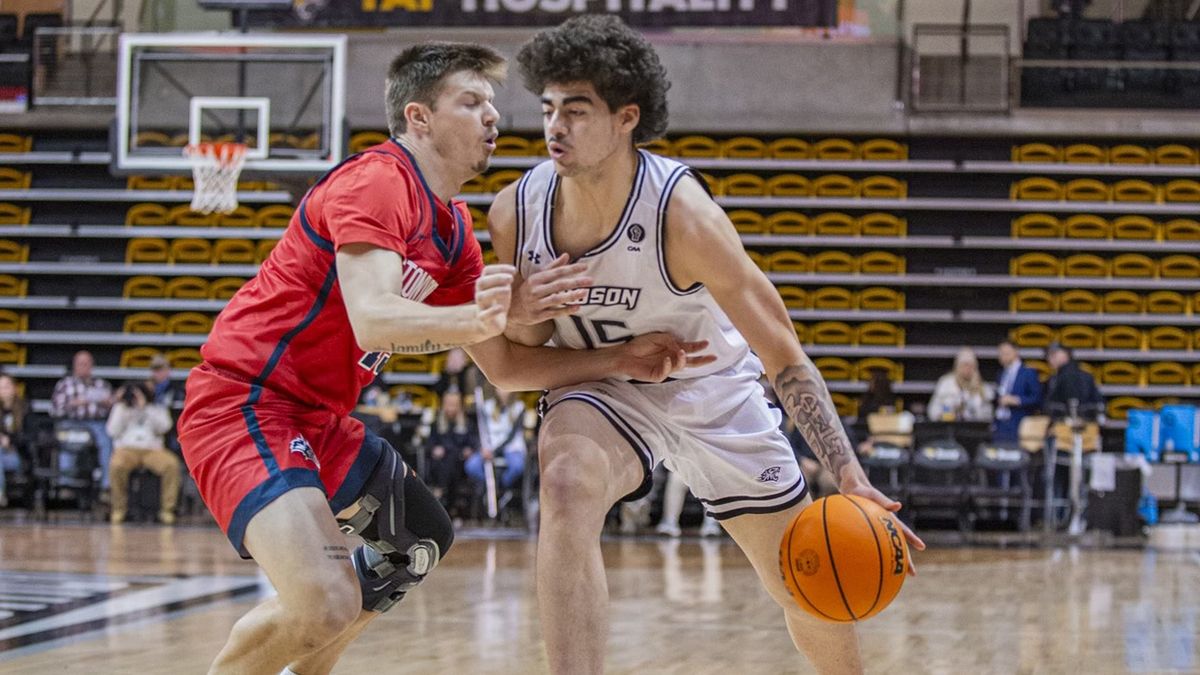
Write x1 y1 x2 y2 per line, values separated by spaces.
614 333 716 382
840 480 926 575
509 253 593 325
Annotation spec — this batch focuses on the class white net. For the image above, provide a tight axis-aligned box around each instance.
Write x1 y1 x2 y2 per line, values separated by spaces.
184 142 247 214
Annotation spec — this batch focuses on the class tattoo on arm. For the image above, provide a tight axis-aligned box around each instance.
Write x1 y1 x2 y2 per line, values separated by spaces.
772 358 860 486
387 340 465 354
324 544 351 562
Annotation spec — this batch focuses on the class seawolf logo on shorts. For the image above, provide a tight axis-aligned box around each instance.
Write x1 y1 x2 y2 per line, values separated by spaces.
290 434 320 469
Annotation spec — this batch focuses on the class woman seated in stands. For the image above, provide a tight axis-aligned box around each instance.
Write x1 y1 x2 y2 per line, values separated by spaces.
927 347 995 422
420 388 478 516
0 374 27 507
105 382 181 524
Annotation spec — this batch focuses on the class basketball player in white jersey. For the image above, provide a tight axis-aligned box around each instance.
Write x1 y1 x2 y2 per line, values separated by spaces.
488 16 926 674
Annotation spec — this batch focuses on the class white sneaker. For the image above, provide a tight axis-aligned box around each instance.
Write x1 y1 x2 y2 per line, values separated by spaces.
655 522 682 537
699 519 722 537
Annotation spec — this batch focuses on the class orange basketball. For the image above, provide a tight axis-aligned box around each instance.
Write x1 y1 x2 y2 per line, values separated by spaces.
778 494 909 622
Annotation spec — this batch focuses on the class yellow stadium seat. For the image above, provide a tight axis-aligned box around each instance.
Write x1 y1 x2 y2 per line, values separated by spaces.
812 175 857 198
723 173 766 197
1106 396 1147 420
127 175 174 191
0 240 27 263
1164 179 1200 202
213 239 256 264
216 206 256 227
1103 290 1143 314
1011 177 1062 201
792 322 806 341
124 312 167 333
766 138 810 160
1163 219 1200 240
1112 215 1158 240
481 250 498 265
1011 324 1056 348
1146 291 1186 314
811 321 855 345
1064 178 1110 201
814 138 858 160
1112 179 1159 203
459 175 485 194
257 240 277 262
125 203 170 226
349 131 388 153
858 212 906 237
169 238 212 264
1059 289 1100 313
485 170 524 193
252 205 292 228
1011 143 1061 163
814 357 854 380
812 250 857 274
123 276 165 298
1196 292 1200 315
1024 359 1052 382
727 210 766 234
166 312 212 334
1193 364 1200 385
1101 361 1143 385
387 354 432 373
120 347 161 368
859 139 907 161
167 205 215 227
830 393 858 417
1147 326 1189 350
765 211 809 235
1160 255 1200 278
856 357 903 382
859 250 905 275
812 212 858 236
0 342 25 366
1110 253 1157 278
811 286 856 310
767 250 809 272
745 250 766 271
1063 144 1107 164
858 322 904 346
0 275 26 297
165 276 209 299
638 138 671 156
674 135 719 158
1109 144 1152 164
492 136 531 156
700 173 723 196
1155 144 1197 165
860 175 906 199
126 238 169 264
859 286 904 310
719 136 766 159
0 203 29 225
1058 324 1100 349
1010 252 1060 276
765 174 811 197
776 286 807 309
1064 254 1109 277
1012 213 1062 238
1064 214 1110 239
1010 289 1057 312
166 348 203 369
209 277 245 299
1147 362 1189 386
1102 325 1144 350
0 133 32 153
0 310 26 332
0 168 30 189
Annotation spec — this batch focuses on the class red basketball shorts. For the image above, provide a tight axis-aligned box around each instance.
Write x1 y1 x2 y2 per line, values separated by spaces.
178 363 383 558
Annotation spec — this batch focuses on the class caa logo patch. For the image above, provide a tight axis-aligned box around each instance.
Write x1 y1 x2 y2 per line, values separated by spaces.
628 223 645 243
757 466 782 483
290 435 319 469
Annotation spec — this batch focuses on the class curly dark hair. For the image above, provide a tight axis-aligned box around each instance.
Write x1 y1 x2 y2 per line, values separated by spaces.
517 15 669 145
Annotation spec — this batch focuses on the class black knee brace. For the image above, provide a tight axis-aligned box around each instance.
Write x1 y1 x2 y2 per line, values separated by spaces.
338 445 454 612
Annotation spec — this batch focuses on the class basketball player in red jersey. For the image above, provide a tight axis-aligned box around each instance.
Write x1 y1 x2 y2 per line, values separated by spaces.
178 43 706 675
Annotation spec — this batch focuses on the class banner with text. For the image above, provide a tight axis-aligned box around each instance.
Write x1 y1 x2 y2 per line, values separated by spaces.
250 0 838 28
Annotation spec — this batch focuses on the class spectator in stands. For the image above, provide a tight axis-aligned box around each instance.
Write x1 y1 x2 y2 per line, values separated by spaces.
0 374 27 507
145 354 181 409
422 388 477 514
927 347 994 422
1043 343 1104 421
434 348 481 398
105 381 180 524
50 350 114 489
465 388 527 510
992 339 1043 442
858 367 897 416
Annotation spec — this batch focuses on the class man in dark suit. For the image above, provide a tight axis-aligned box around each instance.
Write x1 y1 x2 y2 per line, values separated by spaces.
992 339 1043 442
1043 342 1105 421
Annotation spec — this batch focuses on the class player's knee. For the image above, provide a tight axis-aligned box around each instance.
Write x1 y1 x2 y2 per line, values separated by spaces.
539 456 606 518
282 577 361 649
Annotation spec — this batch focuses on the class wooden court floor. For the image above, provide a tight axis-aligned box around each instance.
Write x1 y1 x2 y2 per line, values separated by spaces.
0 521 1198 674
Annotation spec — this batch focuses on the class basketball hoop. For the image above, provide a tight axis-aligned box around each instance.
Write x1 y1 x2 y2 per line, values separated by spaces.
184 142 247 214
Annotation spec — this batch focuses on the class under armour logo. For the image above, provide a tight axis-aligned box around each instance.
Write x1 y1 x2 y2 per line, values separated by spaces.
527 250 542 264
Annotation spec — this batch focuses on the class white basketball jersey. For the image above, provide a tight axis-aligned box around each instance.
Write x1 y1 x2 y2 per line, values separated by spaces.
513 150 753 379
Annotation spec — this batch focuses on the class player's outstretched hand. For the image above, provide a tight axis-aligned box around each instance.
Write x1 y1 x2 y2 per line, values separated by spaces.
509 253 593 325
840 481 926 575
614 333 716 383
475 264 516 338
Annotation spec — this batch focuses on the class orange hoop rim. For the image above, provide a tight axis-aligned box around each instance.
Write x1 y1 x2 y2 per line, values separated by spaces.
184 141 248 160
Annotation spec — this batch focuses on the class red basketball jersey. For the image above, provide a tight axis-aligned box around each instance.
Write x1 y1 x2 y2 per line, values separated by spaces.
198 140 483 417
